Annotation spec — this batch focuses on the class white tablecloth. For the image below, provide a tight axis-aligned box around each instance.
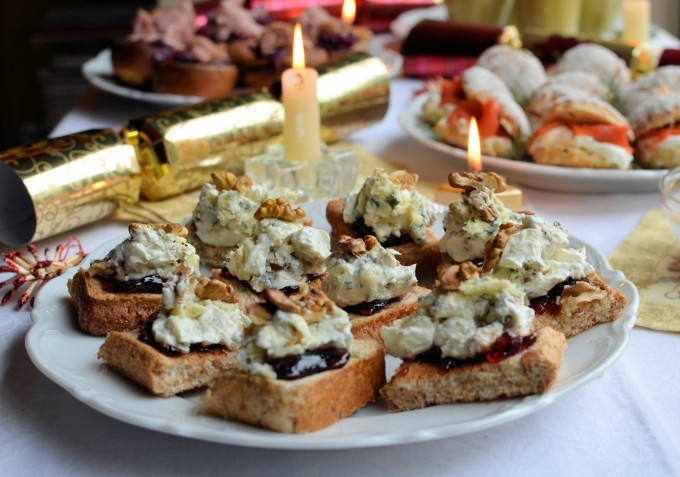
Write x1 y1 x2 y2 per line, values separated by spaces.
1 78 679 477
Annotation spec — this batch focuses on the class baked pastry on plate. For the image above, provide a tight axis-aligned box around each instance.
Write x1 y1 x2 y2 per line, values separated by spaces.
439 172 627 337
111 3 196 86
326 169 444 268
152 35 238 98
202 285 385 433
322 235 429 341
551 43 630 97
68 223 200 336
98 270 250 397
527 95 634 169
621 65 680 115
432 66 531 158
628 93 680 169
223 198 330 308
476 45 547 106
187 172 299 267
380 263 565 410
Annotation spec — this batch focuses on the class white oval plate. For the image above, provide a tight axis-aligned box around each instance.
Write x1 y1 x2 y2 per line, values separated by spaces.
25 201 638 449
399 94 666 193
81 49 205 106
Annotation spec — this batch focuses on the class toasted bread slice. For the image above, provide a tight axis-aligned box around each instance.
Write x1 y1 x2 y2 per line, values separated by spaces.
531 272 627 337
186 220 233 268
98 331 238 397
201 339 386 433
326 198 440 268
348 286 429 342
67 268 162 336
380 327 565 411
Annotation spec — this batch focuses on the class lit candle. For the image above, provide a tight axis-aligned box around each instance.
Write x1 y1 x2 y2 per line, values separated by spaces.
282 23 321 163
434 117 523 210
341 0 356 24
621 0 650 45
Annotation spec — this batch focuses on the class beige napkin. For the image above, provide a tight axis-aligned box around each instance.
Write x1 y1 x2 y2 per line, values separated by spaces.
113 144 437 224
609 208 680 332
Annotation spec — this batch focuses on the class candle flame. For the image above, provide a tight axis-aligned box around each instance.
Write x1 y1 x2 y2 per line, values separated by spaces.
341 0 356 24
467 117 482 172
292 23 305 69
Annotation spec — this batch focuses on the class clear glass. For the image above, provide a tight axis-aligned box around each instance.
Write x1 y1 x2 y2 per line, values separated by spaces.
579 0 622 38
244 144 358 201
516 0 583 36
660 167 680 240
445 0 516 26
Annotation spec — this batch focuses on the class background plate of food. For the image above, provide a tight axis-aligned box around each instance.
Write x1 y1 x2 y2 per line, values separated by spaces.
399 94 666 194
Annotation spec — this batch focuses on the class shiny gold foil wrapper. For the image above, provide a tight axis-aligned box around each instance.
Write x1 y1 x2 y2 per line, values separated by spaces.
129 51 390 201
0 129 140 245
128 90 284 201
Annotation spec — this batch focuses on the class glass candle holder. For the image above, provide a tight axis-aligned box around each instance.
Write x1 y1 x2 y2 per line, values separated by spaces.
244 144 358 201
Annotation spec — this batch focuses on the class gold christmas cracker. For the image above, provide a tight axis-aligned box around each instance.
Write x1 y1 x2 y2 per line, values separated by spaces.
0 129 140 245
129 51 390 201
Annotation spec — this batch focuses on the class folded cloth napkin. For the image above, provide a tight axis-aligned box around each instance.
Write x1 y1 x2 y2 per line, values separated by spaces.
400 19 503 77
609 208 680 332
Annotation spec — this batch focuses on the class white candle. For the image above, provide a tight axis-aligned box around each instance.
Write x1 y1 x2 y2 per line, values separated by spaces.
621 0 650 45
282 23 321 163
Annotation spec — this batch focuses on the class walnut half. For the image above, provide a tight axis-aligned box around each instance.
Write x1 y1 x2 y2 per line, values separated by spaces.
196 270 237 303
254 198 307 222
212 172 255 193
439 261 480 291
338 235 380 256
481 222 516 273
448 171 507 193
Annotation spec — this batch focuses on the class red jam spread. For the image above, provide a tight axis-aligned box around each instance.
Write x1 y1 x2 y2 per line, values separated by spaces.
268 347 349 380
105 275 164 294
415 332 538 371
138 317 227 357
343 296 399 316
530 278 588 315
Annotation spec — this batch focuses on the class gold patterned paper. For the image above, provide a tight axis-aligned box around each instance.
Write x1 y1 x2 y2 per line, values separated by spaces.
609 208 680 332
0 129 140 245
128 90 284 201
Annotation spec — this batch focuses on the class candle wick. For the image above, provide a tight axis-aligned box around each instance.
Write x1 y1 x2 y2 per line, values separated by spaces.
293 72 305 86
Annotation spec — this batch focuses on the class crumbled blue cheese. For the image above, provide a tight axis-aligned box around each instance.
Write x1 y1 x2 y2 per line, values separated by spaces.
192 182 299 247
225 218 330 292
342 169 443 244
440 188 519 262
323 244 417 307
91 224 199 281
381 276 534 360
492 215 594 298
240 299 352 380
440 187 594 298
152 273 250 353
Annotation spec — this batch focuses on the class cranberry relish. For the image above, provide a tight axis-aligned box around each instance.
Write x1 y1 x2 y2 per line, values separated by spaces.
104 275 164 294
139 316 228 357
350 217 412 247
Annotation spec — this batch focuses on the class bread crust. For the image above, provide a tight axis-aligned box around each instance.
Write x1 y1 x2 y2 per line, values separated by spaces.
67 268 162 336
531 142 630 169
380 327 566 411
542 97 630 129
348 286 429 343
325 198 440 268
531 272 627 337
98 331 238 397
201 339 386 433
